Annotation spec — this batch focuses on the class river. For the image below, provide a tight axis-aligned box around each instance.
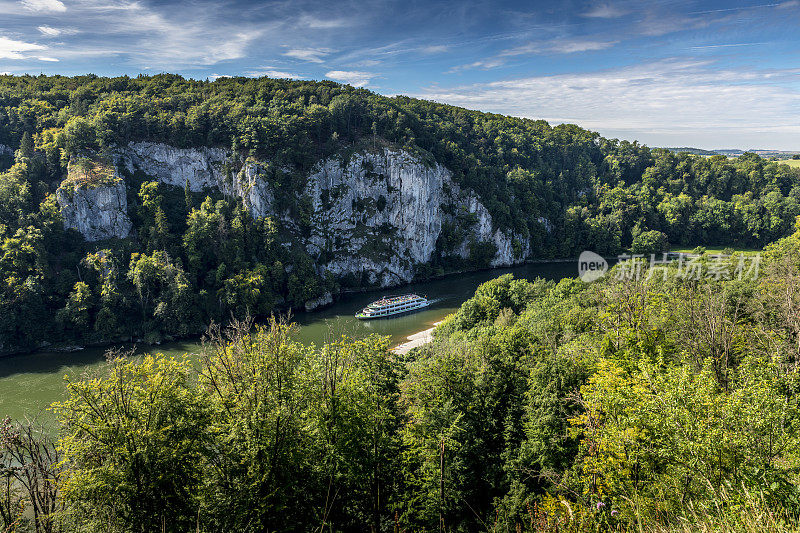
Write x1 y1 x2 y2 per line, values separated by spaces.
0 261 577 422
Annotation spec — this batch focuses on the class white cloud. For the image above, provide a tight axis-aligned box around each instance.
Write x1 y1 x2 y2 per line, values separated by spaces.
450 39 616 71
37 25 78 36
0 37 46 59
37 25 62 36
325 70 374 87
283 48 333 63
581 3 629 18
248 67 302 79
550 40 616 53
21 0 66 12
347 59 380 68
42 0 268 68
37 56 59 61
295 14 351 29
419 60 800 149
421 45 449 54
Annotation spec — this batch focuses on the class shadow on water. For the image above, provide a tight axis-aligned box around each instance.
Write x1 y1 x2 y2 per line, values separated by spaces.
0 341 203 381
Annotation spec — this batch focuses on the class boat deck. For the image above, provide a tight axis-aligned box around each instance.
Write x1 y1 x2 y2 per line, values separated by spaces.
357 294 429 319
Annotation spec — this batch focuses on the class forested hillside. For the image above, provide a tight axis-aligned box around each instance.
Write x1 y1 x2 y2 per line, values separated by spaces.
5 228 800 532
1 73 800 353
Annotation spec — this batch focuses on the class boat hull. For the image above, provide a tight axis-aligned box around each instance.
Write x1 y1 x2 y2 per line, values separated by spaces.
355 301 430 320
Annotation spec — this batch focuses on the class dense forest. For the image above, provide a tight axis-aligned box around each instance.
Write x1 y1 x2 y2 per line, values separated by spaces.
4 227 800 532
2 73 800 354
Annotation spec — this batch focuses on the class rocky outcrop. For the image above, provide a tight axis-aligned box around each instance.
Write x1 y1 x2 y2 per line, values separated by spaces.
112 141 530 286
117 142 277 217
56 163 132 241
304 292 333 312
118 142 229 191
234 161 276 219
303 150 448 285
301 149 529 285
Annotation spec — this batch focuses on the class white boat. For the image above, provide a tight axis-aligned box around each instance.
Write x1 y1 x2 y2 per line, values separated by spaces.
355 294 429 319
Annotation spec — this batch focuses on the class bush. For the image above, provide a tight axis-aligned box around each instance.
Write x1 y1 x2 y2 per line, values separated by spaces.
630 230 669 255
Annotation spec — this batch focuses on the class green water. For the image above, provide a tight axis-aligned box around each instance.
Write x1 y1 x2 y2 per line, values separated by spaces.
0 262 575 422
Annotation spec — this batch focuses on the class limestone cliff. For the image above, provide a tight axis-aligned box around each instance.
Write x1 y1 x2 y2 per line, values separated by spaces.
116 142 276 218
60 142 528 287
113 142 530 287
117 142 230 191
301 149 528 286
56 160 132 241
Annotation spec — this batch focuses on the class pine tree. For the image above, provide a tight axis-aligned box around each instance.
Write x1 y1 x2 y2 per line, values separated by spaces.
16 132 34 162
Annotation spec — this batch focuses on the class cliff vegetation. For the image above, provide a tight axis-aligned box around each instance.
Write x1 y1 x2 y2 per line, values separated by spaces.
1 73 800 353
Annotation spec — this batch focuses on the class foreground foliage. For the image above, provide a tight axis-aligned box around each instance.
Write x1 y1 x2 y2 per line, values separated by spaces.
6 225 800 531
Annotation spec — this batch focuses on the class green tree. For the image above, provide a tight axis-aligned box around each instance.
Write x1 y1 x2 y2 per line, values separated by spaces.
55 281 92 330
630 229 669 255
127 251 194 339
53 354 211 533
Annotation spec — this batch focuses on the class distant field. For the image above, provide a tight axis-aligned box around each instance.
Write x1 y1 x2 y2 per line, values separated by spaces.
777 159 800 168
670 246 761 255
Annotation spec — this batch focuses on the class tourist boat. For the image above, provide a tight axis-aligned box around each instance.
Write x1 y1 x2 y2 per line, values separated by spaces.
355 294 430 319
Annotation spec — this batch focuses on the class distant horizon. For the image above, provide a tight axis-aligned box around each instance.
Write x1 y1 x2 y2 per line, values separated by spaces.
661 146 800 152
2 0 799 149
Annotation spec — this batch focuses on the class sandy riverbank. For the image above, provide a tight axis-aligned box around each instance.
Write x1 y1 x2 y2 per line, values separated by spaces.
392 321 443 355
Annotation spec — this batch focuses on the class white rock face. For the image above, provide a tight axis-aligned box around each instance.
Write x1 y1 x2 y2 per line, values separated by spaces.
113 142 530 286
450 191 529 268
117 142 277 217
118 142 230 191
300 149 529 285
56 173 132 242
234 162 275 219
303 150 449 285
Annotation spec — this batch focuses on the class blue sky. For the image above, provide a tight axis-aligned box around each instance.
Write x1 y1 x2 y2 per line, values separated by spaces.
1 0 799 149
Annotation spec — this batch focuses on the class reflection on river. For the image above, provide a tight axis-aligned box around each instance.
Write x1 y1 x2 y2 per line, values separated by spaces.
0 261 576 421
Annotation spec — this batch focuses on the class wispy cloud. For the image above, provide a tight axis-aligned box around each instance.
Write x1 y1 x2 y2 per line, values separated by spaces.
450 39 617 71
421 45 449 54
690 42 769 50
248 67 303 79
347 59 381 68
283 47 334 63
0 36 45 59
420 59 800 148
550 40 616 53
687 2 783 15
295 14 351 29
20 0 65 12
37 25 78 36
325 70 374 87
581 3 629 18
71 1 266 67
